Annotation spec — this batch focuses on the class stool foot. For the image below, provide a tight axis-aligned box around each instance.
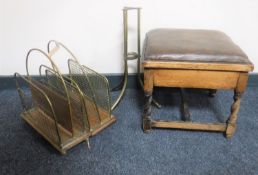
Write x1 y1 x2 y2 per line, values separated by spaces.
143 117 152 133
225 123 236 139
60 150 67 155
208 89 217 97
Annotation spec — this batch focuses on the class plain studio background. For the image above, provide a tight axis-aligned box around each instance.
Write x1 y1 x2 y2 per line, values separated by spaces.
1 0 258 75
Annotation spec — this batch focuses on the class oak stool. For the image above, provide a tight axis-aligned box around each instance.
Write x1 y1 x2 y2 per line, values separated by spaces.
142 29 254 138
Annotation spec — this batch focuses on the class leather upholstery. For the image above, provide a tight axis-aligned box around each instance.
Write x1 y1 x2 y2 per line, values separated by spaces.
143 29 252 64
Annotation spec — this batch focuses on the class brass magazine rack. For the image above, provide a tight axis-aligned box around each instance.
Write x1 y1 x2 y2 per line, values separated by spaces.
15 7 154 154
15 42 116 154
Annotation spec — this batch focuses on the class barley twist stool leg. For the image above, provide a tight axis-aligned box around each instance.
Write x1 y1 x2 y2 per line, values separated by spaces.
143 91 153 133
226 91 242 138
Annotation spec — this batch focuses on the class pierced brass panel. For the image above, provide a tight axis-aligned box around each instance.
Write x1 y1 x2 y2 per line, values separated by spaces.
15 41 117 154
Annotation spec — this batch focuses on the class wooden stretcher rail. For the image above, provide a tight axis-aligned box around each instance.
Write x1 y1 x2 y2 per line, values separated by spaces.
151 120 227 132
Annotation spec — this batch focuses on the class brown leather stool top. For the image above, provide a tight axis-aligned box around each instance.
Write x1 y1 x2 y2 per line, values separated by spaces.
143 29 252 65
143 29 253 71
142 28 253 138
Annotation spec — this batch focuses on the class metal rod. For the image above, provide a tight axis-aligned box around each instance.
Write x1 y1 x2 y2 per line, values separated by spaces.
111 9 128 111
111 7 161 111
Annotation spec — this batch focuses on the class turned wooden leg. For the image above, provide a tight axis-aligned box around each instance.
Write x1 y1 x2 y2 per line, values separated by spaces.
180 88 191 121
226 91 242 138
226 73 248 138
143 91 153 133
208 89 217 97
142 70 154 133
